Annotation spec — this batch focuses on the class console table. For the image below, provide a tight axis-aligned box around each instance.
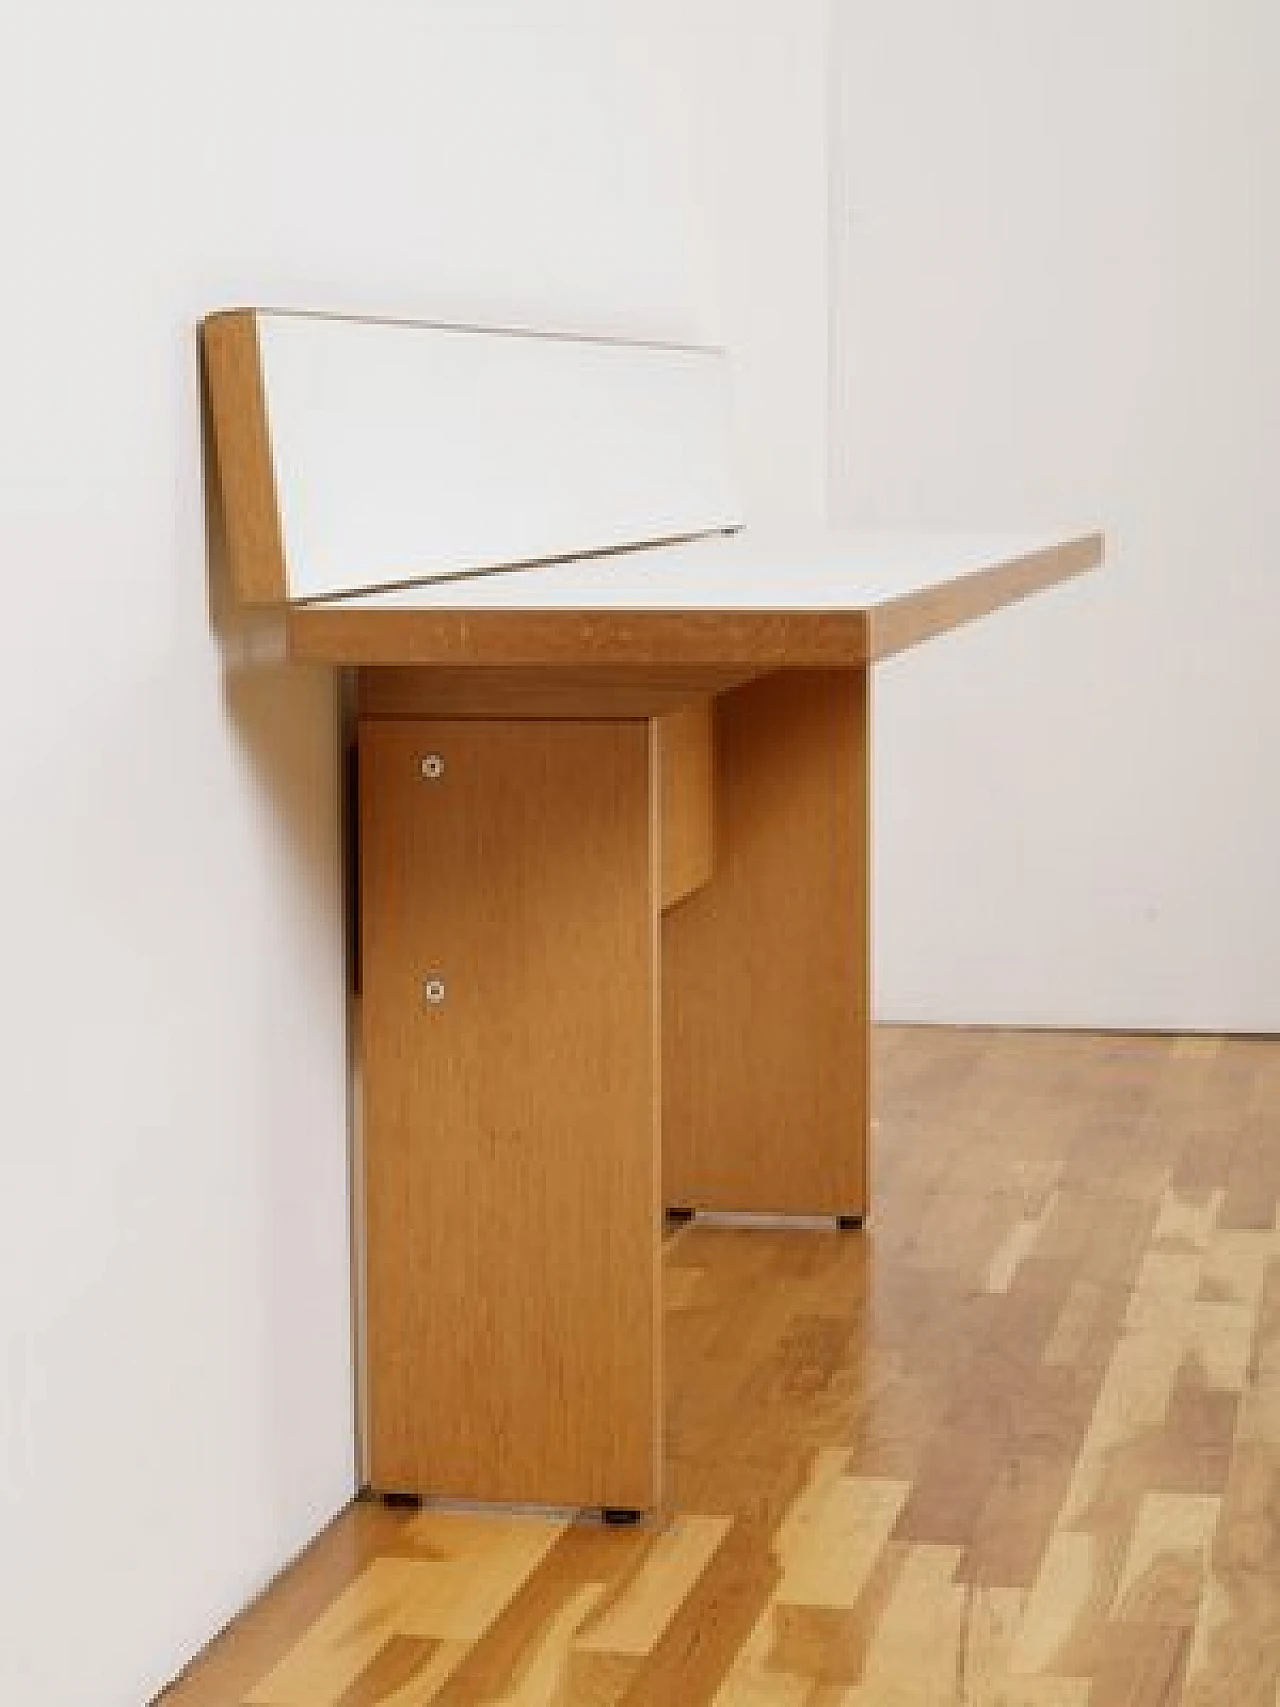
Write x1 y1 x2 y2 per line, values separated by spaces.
202 307 1102 1519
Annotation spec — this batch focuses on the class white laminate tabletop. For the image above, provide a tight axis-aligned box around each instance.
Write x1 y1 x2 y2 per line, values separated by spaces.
301 528 1096 612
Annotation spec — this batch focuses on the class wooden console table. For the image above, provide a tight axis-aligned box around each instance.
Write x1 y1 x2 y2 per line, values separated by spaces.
202 308 1102 1519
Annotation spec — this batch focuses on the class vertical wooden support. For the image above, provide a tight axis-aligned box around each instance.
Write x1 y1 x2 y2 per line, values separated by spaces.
359 718 660 1510
657 701 715 911
663 670 871 1217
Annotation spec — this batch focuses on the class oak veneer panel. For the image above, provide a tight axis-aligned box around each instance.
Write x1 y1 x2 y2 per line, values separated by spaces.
292 605 870 668
865 531 1103 660
657 702 714 912
200 311 288 606
663 670 870 1216
356 664 761 719
359 718 660 1510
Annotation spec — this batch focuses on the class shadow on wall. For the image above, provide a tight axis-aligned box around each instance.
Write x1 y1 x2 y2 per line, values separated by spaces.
196 327 350 911
195 330 356 1516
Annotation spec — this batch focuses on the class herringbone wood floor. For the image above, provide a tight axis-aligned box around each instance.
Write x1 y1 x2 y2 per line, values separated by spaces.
163 1028 1280 1705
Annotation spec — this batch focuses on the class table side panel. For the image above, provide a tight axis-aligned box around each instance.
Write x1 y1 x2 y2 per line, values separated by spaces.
663 670 870 1216
658 702 715 912
200 311 289 606
359 717 661 1508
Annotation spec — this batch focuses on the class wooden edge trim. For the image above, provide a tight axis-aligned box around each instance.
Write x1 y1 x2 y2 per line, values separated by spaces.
864 531 1105 662
286 609 872 669
200 310 289 606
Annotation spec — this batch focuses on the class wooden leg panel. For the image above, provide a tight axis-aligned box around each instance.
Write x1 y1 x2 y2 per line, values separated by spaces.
662 670 870 1216
657 700 715 912
359 718 660 1510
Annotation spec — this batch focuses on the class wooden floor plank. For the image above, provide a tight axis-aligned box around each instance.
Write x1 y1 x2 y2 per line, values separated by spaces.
158 1028 1280 1707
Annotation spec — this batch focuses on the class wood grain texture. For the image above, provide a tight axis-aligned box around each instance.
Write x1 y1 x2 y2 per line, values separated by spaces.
358 718 661 1510
864 531 1103 660
355 664 762 720
293 605 871 667
656 702 714 913
663 670 869 1215
162 1029 1280 1707
284 534 1102 667
199 310 288 606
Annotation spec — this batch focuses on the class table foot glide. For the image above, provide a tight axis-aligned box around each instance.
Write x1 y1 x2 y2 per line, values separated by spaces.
380 1490 424 1510
837 1214 865 1231
664 1207 696 1225
601 1507 645 1527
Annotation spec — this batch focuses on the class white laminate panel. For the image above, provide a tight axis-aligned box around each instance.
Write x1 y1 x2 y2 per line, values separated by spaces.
255 313 743 601
306 528 1097 612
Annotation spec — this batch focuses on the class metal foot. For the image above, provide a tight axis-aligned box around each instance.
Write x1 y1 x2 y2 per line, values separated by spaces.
601 1506 644 1527
381 1490 424 1510
836 1214 865 1231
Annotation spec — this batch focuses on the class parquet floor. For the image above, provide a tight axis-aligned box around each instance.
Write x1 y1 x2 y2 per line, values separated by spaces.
163 1028 1280 1706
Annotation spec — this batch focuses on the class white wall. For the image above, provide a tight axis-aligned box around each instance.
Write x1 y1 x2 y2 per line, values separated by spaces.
832 0 1280 1031
0 4 830 1704
676 0 831 524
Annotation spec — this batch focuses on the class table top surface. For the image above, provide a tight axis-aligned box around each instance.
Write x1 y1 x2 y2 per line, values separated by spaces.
284 528 1103 669
302 528 1083 610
